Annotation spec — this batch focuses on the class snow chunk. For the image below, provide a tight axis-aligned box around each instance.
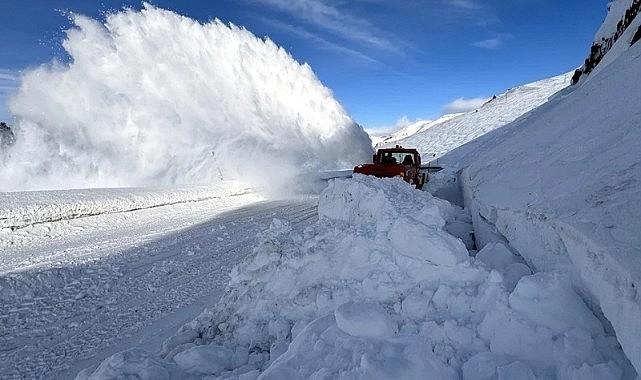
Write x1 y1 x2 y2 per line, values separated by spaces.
401 293 431 320
475 242 516 271
319 174 457 233
79 348 180 380
462 351 509 380
173 344 234 375
503 262 532 291
334 301 397 338
389 217 468 266
497 361 537 380
262 315 458 380
509 272 603 335
560 361 623 380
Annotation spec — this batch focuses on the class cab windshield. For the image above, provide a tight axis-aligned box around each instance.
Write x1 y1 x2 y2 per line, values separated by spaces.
380 152 415 165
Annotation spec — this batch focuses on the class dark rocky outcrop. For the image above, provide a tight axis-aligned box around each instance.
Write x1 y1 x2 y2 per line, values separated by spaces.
572 0 641 84
631 24 641 45
0 122 16 148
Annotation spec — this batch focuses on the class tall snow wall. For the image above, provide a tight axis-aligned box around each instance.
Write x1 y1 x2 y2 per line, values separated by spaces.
0 4 372 192
439 4 641 371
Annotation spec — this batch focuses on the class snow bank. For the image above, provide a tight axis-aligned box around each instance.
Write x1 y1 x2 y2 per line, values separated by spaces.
80 175 632 379
389 73 570 159
0 182 249 229
1 4 372 193
437 24 641 373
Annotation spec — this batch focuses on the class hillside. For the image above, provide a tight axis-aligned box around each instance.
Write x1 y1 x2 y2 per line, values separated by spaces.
386 73 570 158
373 114 462 148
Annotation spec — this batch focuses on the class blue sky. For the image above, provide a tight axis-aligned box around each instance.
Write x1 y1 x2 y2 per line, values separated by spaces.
0 0 608 128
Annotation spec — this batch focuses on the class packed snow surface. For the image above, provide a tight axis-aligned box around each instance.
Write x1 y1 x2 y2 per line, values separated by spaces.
388 73 570 158
0 189 317 379
1 4 372 192
81 175 633 379
431 25 641 374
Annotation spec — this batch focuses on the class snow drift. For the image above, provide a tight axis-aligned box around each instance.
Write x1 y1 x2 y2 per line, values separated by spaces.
1 4 372 192
79 175 633 379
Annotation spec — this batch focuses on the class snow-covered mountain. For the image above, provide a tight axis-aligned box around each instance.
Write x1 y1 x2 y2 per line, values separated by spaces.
372 113 463 148
433 0 641 373
380 73 570 158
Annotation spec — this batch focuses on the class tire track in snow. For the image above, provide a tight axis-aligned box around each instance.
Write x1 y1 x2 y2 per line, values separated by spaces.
0 197 318 379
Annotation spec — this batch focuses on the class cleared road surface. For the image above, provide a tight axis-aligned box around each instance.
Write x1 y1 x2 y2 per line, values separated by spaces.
0 193 318 379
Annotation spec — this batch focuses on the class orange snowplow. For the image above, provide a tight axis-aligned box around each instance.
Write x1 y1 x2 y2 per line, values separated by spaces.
353 146 429 189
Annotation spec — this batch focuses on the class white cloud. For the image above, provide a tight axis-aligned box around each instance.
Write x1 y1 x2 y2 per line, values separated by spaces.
446 0 482 10
443 97 488 114
365 115 421 136
392 115 413 129
472 33 513 49
0 69 19 95
0 69 20 120
472 37 502 49
253 0 401 53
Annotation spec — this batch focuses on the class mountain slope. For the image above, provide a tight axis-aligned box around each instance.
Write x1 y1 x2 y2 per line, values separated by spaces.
374 114 463 148
390 73 570 158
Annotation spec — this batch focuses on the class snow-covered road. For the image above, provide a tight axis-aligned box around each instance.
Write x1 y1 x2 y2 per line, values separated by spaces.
0 194 318 379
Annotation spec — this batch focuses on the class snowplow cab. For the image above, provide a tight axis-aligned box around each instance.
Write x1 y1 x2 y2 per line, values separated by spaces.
353 146 426 189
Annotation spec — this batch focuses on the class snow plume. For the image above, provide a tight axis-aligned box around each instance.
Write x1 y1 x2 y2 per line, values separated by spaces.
1 4 372 193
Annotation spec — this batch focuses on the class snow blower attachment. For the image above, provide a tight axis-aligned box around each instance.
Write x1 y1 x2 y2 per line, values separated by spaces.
353 146 434 189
